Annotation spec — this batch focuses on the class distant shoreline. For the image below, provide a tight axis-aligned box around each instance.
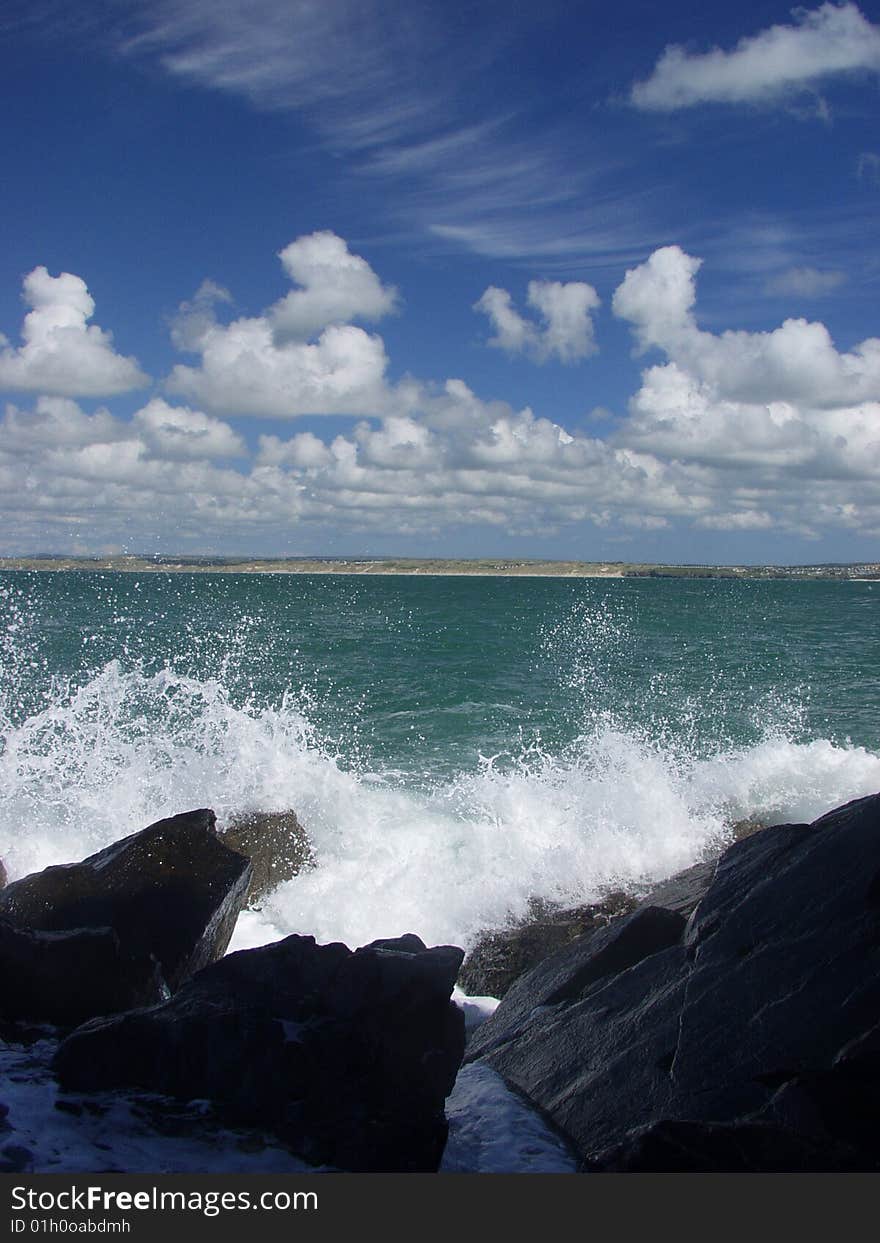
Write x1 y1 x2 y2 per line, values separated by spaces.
1 556 878 580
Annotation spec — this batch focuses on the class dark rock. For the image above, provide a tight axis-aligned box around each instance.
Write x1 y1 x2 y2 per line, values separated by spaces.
0 1144 34 1173
54 1099 84 1116
0 809 252 995
218 809 314 905
54 931 465 1173
0 858 6 889
633 857 719 917
459 857 718 1000
583 1118 855 1173
468 793 880 1171
729 817 768 842
0 918 167 1027
458 892 638 999
466 905 687 1063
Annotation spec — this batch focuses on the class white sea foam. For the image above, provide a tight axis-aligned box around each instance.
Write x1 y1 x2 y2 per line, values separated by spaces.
2 656 879 954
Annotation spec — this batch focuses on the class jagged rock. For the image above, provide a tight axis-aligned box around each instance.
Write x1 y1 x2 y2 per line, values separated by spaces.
729 817 767 842
0 809 251 997
466 905 687 1063
54 931 466 1173
457 893 637 1000
0 919 166 1027
218 809 313 905
0 859 6 889
633 857 719 916
468 793 880 1171
582 1118 855 1172
458 858 718 999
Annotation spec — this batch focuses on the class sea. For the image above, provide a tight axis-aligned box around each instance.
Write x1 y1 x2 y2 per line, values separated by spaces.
2 569 880 958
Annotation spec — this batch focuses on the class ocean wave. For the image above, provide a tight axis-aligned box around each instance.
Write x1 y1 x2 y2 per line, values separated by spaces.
1 658 878 954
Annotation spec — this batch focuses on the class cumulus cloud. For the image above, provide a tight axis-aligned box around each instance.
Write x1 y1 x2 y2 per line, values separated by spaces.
166 232 395 417
0 267 148 397
5 234 880 553
612 244 880 406
609 245 880 539
0 396 126 454
170 280 233 353
0 394 302 551
167 320 391 417
631 3 880 112
272 231 398 342
474 279 600 363
763 266 847 298
2 396 244 467
132 398 245 459
248 379 711 538
619 360 880 479
0 377 715 552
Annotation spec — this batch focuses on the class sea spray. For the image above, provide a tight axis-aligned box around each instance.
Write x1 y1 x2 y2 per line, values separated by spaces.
1 570 879 953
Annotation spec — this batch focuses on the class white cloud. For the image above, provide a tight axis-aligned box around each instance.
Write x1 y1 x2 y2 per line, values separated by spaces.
612 244 880 406
167 320 391 418
0 396 125 454
272 231 398 342
132 398 245 459
619 361 880 479
763 266 847 298
611 246 701 354
0 267 148 397
475 279 600 363
474 287 534 355
696 511 775 531
631 3 880 112
166 233 395 417
610 245 880 540
5 236 880 553
170 280 233 353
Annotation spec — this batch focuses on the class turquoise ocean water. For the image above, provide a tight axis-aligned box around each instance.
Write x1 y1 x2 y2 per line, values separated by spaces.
1 570 879 954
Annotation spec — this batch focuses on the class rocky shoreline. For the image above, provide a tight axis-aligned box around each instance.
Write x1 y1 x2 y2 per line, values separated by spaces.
2 794 880 1172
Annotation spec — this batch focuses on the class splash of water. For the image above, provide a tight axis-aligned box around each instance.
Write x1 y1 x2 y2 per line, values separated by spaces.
2 578 879 953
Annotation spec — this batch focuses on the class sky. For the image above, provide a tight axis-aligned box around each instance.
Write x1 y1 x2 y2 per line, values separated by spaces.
1 1 879 563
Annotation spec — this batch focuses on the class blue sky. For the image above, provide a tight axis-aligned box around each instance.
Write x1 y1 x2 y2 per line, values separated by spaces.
1 0 879 562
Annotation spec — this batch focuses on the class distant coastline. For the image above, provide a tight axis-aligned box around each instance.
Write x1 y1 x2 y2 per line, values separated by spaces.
1 555 878 580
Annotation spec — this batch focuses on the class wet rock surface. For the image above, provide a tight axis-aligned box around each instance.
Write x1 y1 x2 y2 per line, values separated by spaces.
0 919 167 1027
218 809 314 905
55 931 465 1172
467 794 880 1171
0 809 252 1007
459 857 719 999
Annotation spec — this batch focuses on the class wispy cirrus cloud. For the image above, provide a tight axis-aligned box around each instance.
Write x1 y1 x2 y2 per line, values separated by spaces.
763 266 847 298
102 0 659 265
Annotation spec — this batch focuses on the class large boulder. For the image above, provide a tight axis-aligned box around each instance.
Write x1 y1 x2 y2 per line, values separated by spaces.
0 809 251 1000
218 809 313 905
0 919 166 1027
54 931 466 1173
459 858 718 999
457 893 637 1000
467 793 880 1171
